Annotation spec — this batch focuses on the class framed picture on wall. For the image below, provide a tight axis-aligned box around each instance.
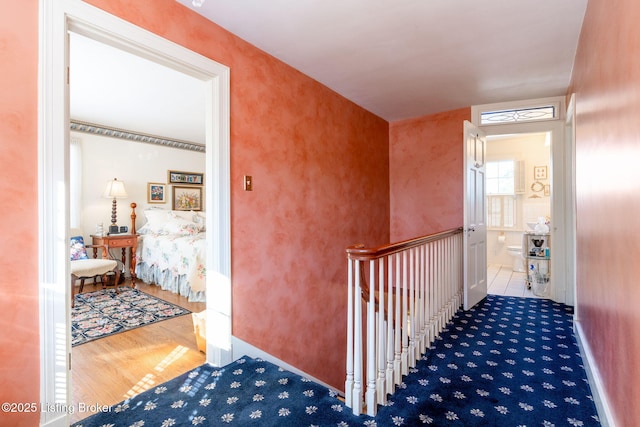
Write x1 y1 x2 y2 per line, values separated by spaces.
173 186 203 211
534 165 548 180
147 182 166 203
168 170 204 185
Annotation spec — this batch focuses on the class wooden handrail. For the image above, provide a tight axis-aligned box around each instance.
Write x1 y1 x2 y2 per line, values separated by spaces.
346 227 463 260
350 227 463 315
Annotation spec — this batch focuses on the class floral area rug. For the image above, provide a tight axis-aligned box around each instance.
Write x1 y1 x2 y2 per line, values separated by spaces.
72 286 190 346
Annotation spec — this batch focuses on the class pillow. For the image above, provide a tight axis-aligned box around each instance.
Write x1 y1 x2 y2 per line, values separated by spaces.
192 212 206 232
70 236 89 260
163 216 200 236
172 210 197 222
141 209 171 234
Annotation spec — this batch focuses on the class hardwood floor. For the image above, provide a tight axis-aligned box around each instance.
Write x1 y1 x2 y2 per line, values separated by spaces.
70 280 206 424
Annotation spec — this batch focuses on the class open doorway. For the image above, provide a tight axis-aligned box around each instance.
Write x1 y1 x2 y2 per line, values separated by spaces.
485 132 551 298
471 96 574 305
39 3 230 425
68 32 209 423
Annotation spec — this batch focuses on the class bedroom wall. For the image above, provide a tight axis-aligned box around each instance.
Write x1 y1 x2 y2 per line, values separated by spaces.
568 0 640 424
83 0 391 391
389 108 470 242
74 131 205 240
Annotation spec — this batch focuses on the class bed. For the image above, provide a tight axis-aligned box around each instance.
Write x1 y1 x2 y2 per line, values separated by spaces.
134 208 206 302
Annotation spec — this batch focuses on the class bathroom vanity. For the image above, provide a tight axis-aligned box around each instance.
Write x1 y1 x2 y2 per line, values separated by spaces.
523 232 551 297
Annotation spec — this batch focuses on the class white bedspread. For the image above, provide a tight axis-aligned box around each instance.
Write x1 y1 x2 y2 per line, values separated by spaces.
136 232 206 301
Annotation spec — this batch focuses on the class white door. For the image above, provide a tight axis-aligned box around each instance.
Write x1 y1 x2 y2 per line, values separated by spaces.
463 121 488 310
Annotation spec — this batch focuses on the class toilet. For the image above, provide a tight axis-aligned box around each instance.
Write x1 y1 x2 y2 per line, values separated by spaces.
507 245 525 272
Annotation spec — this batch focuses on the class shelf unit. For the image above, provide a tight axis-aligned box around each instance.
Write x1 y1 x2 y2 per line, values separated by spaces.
523 232 551 297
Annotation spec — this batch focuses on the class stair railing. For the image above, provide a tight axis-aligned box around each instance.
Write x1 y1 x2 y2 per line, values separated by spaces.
345 227 463 416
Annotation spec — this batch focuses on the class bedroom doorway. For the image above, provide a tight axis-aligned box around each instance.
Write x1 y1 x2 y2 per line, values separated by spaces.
39 2 231 425
68 33 208 423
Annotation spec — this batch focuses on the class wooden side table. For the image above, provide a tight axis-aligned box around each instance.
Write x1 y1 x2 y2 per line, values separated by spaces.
91 234 138 285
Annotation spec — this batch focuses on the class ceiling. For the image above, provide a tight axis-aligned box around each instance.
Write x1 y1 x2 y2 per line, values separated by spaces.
70 1 587 145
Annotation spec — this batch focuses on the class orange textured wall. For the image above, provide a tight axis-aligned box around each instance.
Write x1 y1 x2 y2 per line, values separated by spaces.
0 1 40 427
569 0 640 425
389 108 470 241
86 0 390 390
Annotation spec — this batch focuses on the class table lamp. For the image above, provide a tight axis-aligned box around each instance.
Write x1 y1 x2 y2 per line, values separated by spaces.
103 178 128 234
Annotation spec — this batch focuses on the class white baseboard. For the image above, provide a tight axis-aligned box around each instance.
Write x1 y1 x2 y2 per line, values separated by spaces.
574 319 616 427
231 336 342 396
39 413 68 427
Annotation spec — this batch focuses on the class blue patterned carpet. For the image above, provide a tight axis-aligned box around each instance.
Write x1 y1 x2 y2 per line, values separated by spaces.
73 295 600 426
72 286 191 346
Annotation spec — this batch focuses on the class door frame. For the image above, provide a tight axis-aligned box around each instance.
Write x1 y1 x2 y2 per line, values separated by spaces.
39 2 231 425
471 96 572 304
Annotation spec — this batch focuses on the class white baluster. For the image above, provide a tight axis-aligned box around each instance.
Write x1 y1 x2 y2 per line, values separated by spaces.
394 253 402 385
426 242 434 346
345 259 354 408
408 247 416 368
386 254 395 395
352 260 363 415
366 261 377 416
401 251 409 375
418 243 426 356
376 260 387 405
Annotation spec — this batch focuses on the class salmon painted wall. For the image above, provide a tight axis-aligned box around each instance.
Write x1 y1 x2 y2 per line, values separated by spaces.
0 1 40 426
569 0 640 425
389 108 470 241
85 0 390 390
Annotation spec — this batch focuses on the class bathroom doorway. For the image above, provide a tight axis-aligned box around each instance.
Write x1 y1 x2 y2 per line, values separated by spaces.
471 96 574 305
485 132 551 298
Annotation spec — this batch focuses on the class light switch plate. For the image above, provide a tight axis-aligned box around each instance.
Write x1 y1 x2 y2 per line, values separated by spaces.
243 175 253 191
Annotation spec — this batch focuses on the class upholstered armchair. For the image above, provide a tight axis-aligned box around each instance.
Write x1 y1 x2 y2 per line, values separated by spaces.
70 235 120 307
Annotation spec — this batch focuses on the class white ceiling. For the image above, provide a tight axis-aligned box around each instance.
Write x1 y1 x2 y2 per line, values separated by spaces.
70 33 207 145
70 1 587 145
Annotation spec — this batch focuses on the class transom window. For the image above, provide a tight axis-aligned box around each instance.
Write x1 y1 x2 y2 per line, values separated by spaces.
480 105 556 125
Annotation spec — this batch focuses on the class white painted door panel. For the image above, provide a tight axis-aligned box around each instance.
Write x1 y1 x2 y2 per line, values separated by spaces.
463 121 487 310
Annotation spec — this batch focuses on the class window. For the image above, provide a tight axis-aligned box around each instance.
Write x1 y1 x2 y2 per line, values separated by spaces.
487 160 517 228
480 105 556 125
486 160 514 195
488 196 516 228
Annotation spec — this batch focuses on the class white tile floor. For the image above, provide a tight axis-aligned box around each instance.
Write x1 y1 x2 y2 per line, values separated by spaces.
487 264 541 298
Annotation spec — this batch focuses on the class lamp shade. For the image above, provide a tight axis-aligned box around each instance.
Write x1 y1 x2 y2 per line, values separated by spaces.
103 178 128 199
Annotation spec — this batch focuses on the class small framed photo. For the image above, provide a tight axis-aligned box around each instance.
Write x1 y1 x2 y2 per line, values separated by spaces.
173 186 203 211
168 170 204 185
534 165 548 180
147 182 166 204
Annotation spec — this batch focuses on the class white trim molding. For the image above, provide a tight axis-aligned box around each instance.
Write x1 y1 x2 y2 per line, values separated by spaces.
574 321 617 427
39 2 231 425
70 120 205 152
232 337 342 397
